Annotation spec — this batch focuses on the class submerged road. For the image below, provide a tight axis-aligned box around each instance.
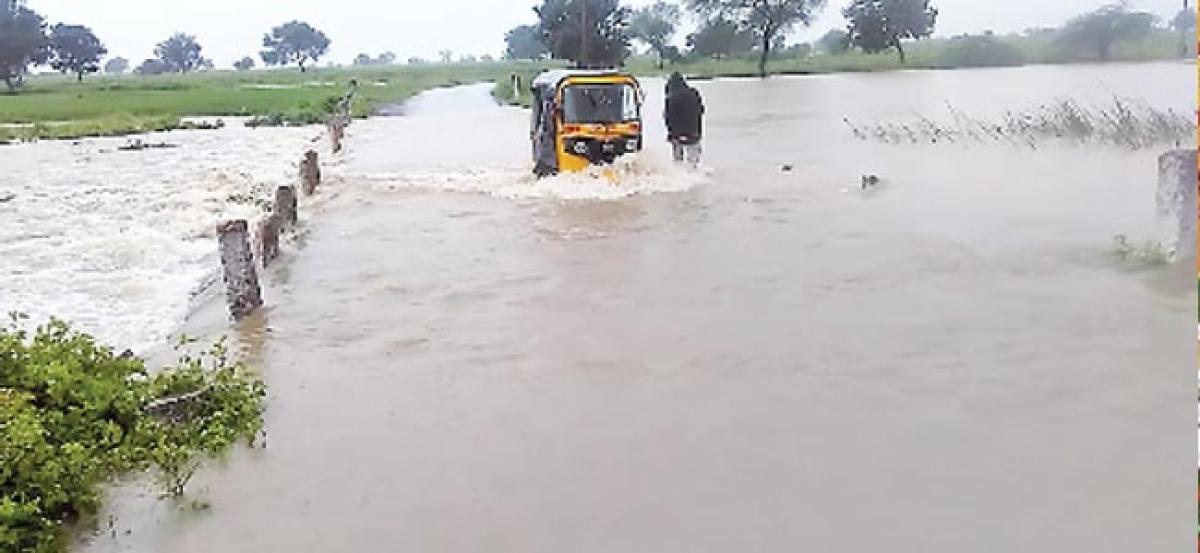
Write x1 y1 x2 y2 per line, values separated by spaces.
84 64 1194 553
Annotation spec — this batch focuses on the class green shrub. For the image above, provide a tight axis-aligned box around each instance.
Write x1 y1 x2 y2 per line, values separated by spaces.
0 317 265 552
938 34 1027 68
245 95 341 128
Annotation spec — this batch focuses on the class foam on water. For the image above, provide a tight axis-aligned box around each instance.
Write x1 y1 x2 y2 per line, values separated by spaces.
0 122 322 352
349 153 710 201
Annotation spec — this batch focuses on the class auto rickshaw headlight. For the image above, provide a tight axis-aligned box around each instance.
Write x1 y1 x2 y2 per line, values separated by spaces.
572 141 589 155
626 139 639 152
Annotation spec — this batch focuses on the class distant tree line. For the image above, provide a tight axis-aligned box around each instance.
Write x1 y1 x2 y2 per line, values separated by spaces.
501 0 931 76
0 0 108 89
502 0 1196 76
0 2 343 90
353 51 398 66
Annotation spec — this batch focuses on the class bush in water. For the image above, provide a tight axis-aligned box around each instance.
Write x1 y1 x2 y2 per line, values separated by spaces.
0 316 265 552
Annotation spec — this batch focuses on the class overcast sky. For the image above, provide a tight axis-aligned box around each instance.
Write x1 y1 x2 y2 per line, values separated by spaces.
27 0 1187 68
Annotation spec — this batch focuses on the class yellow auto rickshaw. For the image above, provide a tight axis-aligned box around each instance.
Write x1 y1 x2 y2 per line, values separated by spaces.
530 69 644 177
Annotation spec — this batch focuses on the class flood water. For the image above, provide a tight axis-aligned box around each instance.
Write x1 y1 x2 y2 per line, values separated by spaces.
0 122 325 352
62 62 1197 552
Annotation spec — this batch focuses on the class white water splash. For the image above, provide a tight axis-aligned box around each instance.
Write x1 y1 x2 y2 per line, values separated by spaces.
349 153 710 201
0 122 324 352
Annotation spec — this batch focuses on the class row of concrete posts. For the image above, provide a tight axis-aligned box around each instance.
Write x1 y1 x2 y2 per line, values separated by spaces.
216 149 323 319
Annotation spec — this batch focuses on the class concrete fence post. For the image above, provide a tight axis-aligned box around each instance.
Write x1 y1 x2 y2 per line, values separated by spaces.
1156 149 1198 261
328 118 345 154
256 214 281 268
300 151 321 195
275 185 298 228
217 220 263 319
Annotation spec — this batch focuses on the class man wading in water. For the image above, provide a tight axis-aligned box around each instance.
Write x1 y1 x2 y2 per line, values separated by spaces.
665 72 704 168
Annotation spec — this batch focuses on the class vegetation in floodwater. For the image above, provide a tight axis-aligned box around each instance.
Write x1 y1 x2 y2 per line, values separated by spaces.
844 97 1196 151
0 316 265 552
1109 234 1174 266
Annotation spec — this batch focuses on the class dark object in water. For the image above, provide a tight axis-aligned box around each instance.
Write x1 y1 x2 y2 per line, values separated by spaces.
0 193 14 203
781 164 794 172
117 139 178 152
861 174 881 190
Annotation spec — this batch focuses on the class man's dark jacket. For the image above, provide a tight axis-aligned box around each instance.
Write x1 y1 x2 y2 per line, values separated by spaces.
665 86 704 143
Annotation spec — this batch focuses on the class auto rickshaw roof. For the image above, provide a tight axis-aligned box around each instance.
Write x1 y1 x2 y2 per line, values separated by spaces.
531 69 636 91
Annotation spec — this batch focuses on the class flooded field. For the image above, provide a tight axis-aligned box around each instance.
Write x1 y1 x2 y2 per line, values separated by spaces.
0 122 325 352
28 62 1197 552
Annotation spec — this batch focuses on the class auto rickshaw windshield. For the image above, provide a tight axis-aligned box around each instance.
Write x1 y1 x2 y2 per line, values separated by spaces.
562 84 639 124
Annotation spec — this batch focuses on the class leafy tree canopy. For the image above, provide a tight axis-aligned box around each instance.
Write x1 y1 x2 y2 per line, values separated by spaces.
687 0 826 76
1055 2 1156 61
816 28 849 54
844 0 938 63
0 0 50 91
103 56 128 74
630 1 682 68
154 33 208 73
260 21 331 72
48 24 106 81
505 24 550 60
535 0 632 68
686 17 757 59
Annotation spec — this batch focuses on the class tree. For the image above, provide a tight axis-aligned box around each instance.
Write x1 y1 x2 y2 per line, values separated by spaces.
688 0 826 77
844 0 938 63
135 58 170 75
233 56 255 71
504 24 549 60
104 56 128 74
630 1 682 68
782 41 812 58
535 0 632 68
260 21 330 71
378 51 397 64
439 49 453 63
48 24 106 81
353 53 373 66
154 33 207 73
661 45 683 63
1055 3 1156 61
938 32 1026 67
407 56 428 64
480 53 495 62
1172 6 1196 31
686 17 757 58
0 0 50 92
816 28 849 54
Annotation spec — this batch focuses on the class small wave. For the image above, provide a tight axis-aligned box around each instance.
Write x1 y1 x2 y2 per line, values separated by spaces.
349 154 710 201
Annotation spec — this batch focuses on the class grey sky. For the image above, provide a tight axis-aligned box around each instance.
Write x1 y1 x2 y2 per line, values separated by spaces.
27 0 1186 68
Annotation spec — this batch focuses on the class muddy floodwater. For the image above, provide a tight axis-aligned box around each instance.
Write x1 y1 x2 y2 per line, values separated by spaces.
56 62 1196 552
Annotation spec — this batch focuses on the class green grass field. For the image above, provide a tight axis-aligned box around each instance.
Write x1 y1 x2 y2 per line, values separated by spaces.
0 61 547 141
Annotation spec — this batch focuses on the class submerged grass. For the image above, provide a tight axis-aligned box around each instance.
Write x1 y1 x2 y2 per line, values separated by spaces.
843 96 1196 150
0 114 184 143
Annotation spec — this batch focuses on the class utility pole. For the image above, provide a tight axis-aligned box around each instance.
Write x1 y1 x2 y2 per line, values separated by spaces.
580 0 589 69
1184 0 1192 58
